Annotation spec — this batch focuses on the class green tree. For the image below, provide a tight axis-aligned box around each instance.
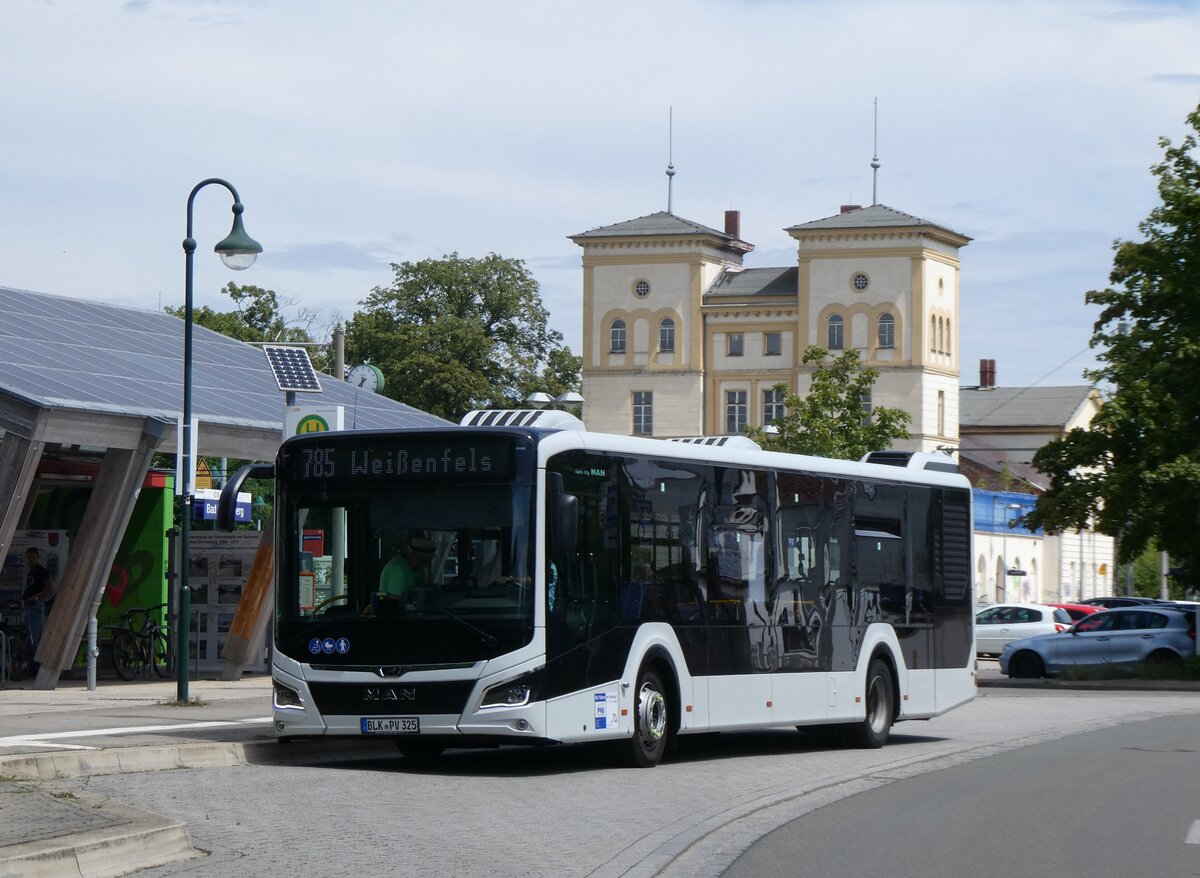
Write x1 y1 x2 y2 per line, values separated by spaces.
745 345 910 459
1028 102 1200 570
346 253 580 420
165 283 332 371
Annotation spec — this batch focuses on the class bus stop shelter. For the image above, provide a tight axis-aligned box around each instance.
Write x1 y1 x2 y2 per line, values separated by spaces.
0 285 448 689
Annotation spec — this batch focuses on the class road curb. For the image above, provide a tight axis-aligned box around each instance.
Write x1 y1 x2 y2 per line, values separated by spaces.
0 738 401 877
978 676 1200 692
0 737 400 782
0 784 196 878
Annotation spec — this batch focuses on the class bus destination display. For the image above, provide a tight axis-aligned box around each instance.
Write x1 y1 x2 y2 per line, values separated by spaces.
284 435 517 485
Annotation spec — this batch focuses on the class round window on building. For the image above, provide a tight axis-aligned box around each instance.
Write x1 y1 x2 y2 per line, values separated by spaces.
634 279 651 298
851 272 870 292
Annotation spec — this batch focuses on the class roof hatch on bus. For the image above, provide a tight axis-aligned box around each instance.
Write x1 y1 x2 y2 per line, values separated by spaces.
460 409 585 430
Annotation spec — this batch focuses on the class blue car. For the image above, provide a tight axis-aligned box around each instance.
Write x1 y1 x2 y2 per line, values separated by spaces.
1000 606 1197 678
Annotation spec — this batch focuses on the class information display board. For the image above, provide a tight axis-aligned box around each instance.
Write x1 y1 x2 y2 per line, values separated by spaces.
187 531 267 673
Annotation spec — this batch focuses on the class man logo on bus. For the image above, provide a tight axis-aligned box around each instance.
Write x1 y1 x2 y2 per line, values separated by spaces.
364 688 416 702
296 414 330 434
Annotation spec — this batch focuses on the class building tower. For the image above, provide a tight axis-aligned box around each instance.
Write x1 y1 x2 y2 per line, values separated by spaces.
569 211 752 438
572 204 970 451
785 204 971 452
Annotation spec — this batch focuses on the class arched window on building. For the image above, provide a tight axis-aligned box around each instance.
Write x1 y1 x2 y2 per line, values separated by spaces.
946 319 952 356
930 315 937 354
610 318 626 353
877 313 895 349
827 314 844 351
659 318 675 353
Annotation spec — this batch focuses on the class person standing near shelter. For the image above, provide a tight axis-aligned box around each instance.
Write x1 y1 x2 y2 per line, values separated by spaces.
379 535 435 601
22 547 55 654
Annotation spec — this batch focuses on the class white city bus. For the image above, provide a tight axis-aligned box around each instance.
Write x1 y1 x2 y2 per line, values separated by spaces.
233 411 975 767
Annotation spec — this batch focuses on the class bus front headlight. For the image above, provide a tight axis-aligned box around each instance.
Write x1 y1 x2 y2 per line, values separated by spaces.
480 669 543 708
274 680 304 710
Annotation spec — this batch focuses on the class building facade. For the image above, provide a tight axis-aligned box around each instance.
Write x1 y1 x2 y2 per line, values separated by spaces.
960 372 1114 603
571 204 971 452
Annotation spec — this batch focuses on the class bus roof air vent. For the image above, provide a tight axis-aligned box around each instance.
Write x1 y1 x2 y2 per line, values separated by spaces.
861 450 958 473
459 409 586 430
668 436 761 450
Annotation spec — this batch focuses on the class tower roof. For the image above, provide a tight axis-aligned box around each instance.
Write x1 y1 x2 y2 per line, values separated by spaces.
786 203 971 244
570 211 753 253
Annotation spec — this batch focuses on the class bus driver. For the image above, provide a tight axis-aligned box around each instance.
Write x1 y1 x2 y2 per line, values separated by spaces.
379 535 435 601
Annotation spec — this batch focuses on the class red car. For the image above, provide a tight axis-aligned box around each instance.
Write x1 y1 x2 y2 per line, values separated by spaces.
1047 602 1101 622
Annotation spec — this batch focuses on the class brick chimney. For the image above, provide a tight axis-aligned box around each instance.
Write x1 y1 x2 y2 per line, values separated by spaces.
979 358 996 389
724 210 741 239
840 204 862 214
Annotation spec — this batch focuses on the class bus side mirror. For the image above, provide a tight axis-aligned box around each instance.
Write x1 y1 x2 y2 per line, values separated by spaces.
217 463 275 531
546 472 577 554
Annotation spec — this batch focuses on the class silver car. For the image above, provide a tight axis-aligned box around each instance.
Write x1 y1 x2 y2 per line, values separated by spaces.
1000 607 1198 678
975 602 1072 658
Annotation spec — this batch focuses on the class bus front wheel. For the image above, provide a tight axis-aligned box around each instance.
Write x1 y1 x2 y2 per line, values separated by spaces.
625 666 669 768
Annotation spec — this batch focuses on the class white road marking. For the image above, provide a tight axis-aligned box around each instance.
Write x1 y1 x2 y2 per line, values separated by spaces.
1187 820 1200 845
0 717 271 749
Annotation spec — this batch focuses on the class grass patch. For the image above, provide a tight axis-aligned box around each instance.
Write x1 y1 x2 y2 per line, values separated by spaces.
1059 655 1200 681
157 697 209 707
50 791 79 800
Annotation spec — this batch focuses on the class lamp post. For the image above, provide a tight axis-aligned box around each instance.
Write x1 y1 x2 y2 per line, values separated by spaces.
179 179 262 702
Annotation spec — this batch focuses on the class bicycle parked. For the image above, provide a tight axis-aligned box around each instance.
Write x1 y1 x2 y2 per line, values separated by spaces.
107 603 174 680
1 599 34 682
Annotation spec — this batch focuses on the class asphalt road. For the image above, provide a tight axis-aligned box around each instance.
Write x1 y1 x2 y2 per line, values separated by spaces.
725 712 1200 878
52 688 1200 878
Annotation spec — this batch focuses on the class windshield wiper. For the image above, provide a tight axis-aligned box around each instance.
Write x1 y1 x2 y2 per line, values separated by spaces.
431 607 498 645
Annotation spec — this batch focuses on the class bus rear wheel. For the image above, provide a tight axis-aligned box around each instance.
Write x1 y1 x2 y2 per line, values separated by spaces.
625 666 669 768
847 658 894 749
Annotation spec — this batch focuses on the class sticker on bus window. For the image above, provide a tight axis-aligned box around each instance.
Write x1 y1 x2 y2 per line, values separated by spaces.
594 689 619 731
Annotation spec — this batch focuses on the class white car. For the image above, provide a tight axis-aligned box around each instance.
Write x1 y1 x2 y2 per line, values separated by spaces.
975 602 1071 658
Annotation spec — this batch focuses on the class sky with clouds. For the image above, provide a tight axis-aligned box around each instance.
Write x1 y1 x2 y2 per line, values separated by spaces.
3 0 1199 391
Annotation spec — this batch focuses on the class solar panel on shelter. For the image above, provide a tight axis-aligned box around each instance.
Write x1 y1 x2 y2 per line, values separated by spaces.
263 345 321 393
0 286 452 432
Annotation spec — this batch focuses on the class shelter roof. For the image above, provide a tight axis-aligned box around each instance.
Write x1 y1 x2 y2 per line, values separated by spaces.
0 286 448 457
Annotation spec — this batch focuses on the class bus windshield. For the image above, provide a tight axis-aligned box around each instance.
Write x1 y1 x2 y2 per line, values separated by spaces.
277 483 535 667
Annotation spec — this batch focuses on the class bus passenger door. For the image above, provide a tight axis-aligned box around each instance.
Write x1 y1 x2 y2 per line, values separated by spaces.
705 469 774 731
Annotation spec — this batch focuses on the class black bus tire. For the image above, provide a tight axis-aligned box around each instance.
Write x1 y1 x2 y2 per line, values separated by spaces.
848 658 894 749
625 665 670 768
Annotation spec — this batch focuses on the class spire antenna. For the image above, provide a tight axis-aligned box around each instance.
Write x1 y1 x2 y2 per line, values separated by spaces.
666 106 676 214
871 97 881 206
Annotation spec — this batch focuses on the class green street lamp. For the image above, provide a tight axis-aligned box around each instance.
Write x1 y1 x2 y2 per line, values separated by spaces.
179 178 262 702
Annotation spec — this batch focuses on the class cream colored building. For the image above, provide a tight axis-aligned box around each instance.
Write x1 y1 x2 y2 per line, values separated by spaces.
570 204 971 451
960 376 1114 602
